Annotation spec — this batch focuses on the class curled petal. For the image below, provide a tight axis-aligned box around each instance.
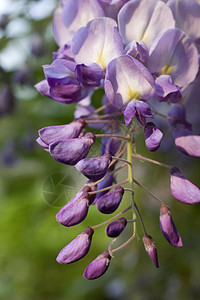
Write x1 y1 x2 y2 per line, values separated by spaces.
143 235 159 268
56 227 94 264
155 75 182 103
94 172 114 201
106 217 127 237
96 186 124 214
34 80 50 97
124 40 149 64
145 122 163 151
75 154 112 181
49 132 96 165
83 250 111 280
124 100 136 126
160 205 183 247
170 167 200 204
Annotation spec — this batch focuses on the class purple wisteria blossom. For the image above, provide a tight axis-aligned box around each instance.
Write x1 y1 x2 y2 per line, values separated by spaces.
75 154 112 181
160 205 183 247
56 227 94 264
83 250 111 280
143 235 159 268
49 132 96 165
106 217 127 237
35 0 200 280
96 186 124 214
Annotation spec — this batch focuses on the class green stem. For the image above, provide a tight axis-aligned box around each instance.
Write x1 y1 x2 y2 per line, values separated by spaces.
95 134 129 141
91 205 131 229
132 153 173 169
88 179 128 195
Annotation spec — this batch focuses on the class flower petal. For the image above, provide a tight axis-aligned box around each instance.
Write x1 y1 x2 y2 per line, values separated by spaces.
170 167 200 204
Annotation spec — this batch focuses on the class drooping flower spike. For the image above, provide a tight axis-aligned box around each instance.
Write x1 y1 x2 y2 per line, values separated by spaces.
35 0 200 281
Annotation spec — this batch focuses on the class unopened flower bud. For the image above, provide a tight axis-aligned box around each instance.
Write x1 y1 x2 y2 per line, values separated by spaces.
160 205 183 247
75 154 112 181
56 188 91 226
170 167 200 204
144 122 163 152
143 235 159 268
49 132 95 165
56 227 94 264
96 186 124 214
83 250 111 280
106 217 127 237
38 118 86 146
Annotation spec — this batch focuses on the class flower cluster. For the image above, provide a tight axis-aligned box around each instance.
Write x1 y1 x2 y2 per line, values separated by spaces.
35 0 200 280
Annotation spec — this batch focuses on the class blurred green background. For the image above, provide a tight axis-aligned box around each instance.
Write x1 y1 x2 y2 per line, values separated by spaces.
0 1 200 299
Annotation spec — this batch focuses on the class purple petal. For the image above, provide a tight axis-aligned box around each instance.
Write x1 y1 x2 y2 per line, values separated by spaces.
160 205 183 247
174 126 200 157
53 0 105 46
155 75 182 103
36 137 49 150
34 80 50 97
49 132 96 165
124 100 136 126
53 44 75 61
83 250 111 280
43 59 76 87
106 217 127 237
170 167 200 204
143 235 159 268
168 0 200 42
118 0 175 48
56 190 91 226
56 227 94 264
71 17 123 70
124 40 149 64
145 122 163 151
49 84 88 104
96 186 124 214
39 119 85 146
134 100 153 125
75 154 112 181
148 28 199 89
75 63 104 88
101 135 121 156
105 55 155 110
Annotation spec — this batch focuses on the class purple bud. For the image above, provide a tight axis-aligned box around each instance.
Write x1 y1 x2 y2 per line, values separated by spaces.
75 154 112 181
56 188 91 226
106 217 127 237
96 186 124 214
170 167 200 204
143 235 159 268
144 122 163 152
83 250 111 280
38 118 86 146
160 205 183 247
49 132 96 165
56 227 94 264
